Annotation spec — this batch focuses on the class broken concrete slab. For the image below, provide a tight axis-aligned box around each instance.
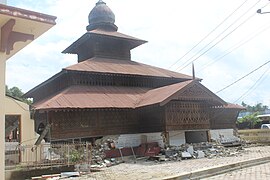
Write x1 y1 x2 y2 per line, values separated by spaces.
181 152 192 159
61 172 80 178
187 146 194 155
197 150 205 159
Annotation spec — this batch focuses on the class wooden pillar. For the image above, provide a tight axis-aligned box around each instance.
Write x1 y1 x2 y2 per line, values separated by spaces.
162 131 170 148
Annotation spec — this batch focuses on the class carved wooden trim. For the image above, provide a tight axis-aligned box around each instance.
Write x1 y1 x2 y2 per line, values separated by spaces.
1 19 34 55
162 81 226 106
165 101 211 130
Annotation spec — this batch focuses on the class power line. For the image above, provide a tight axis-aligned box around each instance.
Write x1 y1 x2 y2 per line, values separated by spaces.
175 0 262 71
168 0 249 70
233 65 270 103
216 60 270 94
198 21 270 72
178 11 258 71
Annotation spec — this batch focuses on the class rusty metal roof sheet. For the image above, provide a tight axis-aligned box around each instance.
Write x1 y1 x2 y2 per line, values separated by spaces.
137 80 226 107
137 80 193 107
65 57 193 79
33 85 149 110
62 29 147 54
224 103 245 110
33 80 226 111
89 29 146 42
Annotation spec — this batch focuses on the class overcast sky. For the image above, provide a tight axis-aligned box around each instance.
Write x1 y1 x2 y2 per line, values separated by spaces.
6 0 270 106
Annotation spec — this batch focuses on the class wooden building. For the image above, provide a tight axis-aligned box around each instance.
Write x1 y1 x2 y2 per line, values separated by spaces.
24 0 242 145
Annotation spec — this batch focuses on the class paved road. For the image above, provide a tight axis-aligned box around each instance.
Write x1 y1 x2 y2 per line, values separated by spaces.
68 145 270 180
203 162 270 180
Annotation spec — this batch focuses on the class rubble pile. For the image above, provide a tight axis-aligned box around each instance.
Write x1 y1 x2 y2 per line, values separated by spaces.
162 142 245 161
90 136 120 168
89 136 246 168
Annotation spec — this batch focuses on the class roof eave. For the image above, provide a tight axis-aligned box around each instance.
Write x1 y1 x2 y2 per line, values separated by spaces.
23 70 65 98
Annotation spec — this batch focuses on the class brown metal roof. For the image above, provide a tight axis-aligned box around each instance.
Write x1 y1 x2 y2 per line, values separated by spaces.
224 103 245 110
33 80 226 111
137 80 226 107
89 29 146 42
137 80 193 107
62 29 147 54
33 85 150 110
65 57 193 79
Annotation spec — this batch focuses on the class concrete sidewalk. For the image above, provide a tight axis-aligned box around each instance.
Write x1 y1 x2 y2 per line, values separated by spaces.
71 145 270 180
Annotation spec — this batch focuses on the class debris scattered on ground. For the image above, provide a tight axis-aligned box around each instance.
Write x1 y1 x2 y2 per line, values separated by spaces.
161 141 245 161
90 136 121 169
31 172 80 180
90 136 246 169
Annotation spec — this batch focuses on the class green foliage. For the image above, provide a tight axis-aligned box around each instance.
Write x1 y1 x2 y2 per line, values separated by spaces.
70 149 81 162
241 101 268 113
237 112 261 129
5 85 32 105
69 147 85 163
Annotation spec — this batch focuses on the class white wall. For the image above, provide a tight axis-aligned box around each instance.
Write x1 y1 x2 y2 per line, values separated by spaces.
115 131 187 148
115 132 164 148
210 129 239 143
5 96 37 145
169 130 186 146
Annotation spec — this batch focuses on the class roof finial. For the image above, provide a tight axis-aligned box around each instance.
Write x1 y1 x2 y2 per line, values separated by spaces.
192 62 195 80
96 0 105 5
87 0 117 31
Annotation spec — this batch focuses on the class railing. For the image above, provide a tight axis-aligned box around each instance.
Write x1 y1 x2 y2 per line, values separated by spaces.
5 142 92 170
238 129 270 143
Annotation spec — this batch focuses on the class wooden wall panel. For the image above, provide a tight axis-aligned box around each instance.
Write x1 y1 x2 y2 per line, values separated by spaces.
210 109 238 129
165 101 211 131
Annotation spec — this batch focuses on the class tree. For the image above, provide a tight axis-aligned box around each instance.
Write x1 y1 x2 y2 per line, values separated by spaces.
241 101 268 113
5 85 32 105
237 112 260 129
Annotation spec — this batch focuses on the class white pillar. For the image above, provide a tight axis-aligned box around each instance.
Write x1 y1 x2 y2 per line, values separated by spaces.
0 55 6 180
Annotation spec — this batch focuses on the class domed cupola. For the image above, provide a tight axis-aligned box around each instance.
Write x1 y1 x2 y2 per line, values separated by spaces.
63 0 146 62
86 0 118 31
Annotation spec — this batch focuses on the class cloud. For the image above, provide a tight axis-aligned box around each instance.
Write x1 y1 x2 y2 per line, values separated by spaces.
6 0 270 106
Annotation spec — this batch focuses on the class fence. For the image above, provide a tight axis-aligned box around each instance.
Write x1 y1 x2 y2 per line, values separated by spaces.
238 129 270 143
5 142 92 170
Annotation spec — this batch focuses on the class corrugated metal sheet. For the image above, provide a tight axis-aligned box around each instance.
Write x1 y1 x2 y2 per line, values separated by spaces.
89 29 146 42
224 103 245 109
62 29 146 54
137 80 226 107
65 57 193 79
33 80 227 110
33 85 149 110
136 80 193 107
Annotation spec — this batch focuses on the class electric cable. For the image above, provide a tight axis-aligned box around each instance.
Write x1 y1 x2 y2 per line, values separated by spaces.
168 0 249 70
234 65 270 103
176 0 262 71
216 60 270 93
198 21 270 72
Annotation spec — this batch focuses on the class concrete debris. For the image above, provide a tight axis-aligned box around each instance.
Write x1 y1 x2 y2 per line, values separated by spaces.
162 142 245 161
196 150 205 159
61 172 80 178
91 136 245 168
90 136 122 168
187 146 194 155
31 172 80 180
181 152 192 159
